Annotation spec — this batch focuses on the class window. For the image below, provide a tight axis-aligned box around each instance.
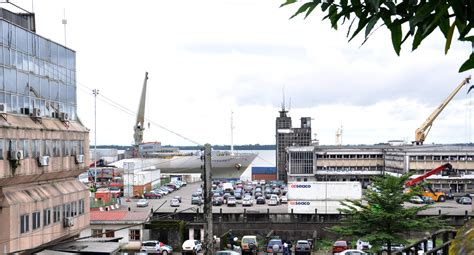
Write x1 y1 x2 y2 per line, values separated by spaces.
105 229 115 238
32 211 41 230
22 139 29 158
71 201 77 217
43 208 51 226
65 203 71 218
53 205 61 223
78 199 84 215
0 139 3 160
129 229 140 241
32 139 40 158
20 214 29 234
92 229 103 237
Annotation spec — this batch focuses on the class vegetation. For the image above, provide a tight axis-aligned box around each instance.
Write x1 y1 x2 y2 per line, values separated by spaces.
329 174 445 254
281 0 474 72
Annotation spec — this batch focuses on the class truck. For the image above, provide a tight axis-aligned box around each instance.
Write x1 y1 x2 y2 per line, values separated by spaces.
405 163 455 202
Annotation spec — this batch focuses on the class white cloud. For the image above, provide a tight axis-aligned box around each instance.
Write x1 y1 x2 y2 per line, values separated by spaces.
9 0 474 146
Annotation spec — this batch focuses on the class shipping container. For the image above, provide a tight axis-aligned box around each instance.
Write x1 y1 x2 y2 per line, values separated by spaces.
287 182 362 200
251 173 277 181
252 166 277 175
288 200 347 214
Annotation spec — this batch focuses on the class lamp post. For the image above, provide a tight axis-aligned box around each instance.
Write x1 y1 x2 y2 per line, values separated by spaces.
93 89 99 184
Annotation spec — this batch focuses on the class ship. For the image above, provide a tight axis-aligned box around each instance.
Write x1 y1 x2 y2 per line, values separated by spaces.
113 72 257 179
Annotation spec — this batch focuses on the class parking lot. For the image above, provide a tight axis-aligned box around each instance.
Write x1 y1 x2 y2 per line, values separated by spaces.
120 181 472 216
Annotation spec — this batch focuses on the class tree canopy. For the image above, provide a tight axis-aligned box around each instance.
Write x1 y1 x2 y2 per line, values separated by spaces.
330 174 445 253
281 0 474 72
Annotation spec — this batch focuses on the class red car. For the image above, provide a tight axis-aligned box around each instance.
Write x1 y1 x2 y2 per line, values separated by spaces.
144 192 162 199
332 240 349 254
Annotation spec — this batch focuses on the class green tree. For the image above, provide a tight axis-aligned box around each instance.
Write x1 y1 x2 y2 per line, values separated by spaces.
281 0 474 72
330 174 445 254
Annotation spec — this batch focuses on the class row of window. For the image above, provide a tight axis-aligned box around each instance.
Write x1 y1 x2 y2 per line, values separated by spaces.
409 155 474 161
91 229 141 241
20 199 85 234
316 166 384 171
0 20 76 70
0 138 84 160
316 154 384 159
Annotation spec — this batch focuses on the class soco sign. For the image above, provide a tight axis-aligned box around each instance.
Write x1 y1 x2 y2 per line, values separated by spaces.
290 184 312 188
289 201 311 205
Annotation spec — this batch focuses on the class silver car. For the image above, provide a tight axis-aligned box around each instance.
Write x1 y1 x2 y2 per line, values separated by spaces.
136 199 149 207
141 240 173 255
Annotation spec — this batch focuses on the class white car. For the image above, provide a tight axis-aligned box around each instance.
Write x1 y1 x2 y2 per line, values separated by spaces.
270 194 280 204
136 199 149 207
268 198 278 206
170 198 180 207
337 249 368 255
242 197 253 206
280 195 288 204
182 239 202 254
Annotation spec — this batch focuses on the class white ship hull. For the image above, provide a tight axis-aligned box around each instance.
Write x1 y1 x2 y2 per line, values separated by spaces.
114 152 257 179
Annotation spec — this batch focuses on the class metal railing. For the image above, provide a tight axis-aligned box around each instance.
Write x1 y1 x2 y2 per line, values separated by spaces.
394 229 457 255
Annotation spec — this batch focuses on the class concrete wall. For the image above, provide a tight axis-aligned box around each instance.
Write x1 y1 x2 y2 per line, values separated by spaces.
80 224 143 250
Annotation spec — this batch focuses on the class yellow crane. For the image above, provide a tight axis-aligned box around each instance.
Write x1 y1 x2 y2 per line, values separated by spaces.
414 76 471 145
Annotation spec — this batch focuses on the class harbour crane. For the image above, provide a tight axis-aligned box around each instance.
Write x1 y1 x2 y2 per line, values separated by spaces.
133 72 149 147
414 76 471 145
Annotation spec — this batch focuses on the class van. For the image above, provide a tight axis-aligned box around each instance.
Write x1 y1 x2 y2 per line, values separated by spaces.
223 183 234 193
241 235 258 255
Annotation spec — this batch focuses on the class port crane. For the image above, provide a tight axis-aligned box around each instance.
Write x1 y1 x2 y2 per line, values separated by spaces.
414 76 471 145
133 72 149 147
405 163 455 202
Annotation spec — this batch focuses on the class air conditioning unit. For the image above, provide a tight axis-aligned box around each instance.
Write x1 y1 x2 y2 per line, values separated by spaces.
9 150 23 161
63 217 74 227
31 108 41 118
59 112 69 121
0 103 6 113
38 156 49 166
75 154 84 164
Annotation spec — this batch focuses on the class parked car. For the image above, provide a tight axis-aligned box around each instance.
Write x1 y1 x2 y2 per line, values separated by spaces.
268 197 278 206
254 192 263 199
265 193 272 199
227 196 237 207
270 194 280 204
295 240 311 255
381 243 405 253
173 196 182 202
422 196 435 204
212 197 224 206
191 196 203 205
410 196 424 204
280 195 288 204
242 197 253 207
144 192 162 199
215 251 240 255
241 235 258 255
337 249 367 255
141 240 173 255
182 239 202 254
256 196 266 204
332 240 349 254
457 196 472 204
267 239 283 254
170 198 180 207
235 192 243 200
136 199 149 207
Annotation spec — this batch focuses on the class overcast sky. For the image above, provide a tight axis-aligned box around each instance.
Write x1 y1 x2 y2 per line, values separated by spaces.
10 0 474 146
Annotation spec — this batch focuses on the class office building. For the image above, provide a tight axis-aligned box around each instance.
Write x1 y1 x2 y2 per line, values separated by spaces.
0 8 90 253
275 106 311 181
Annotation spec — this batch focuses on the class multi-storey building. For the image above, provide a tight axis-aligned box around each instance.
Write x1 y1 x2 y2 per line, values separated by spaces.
0 8 90 253
286 143 474 193
275 107 311 181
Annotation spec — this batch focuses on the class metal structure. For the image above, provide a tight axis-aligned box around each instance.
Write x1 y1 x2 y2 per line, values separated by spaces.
133 72 149 147
405 163 454 202
202 144 214 255
414 76 471 145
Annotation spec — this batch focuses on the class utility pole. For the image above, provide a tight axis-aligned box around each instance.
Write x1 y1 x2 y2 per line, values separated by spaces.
93 89 99 184
203 143 214 255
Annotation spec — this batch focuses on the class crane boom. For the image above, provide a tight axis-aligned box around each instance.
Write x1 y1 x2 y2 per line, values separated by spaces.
133 72 149 147
414 76 471 145
405 163 452 187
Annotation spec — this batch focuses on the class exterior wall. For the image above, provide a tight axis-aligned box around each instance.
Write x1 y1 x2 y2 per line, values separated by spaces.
80 224 144 249
2 180 90 253
251 173 277 181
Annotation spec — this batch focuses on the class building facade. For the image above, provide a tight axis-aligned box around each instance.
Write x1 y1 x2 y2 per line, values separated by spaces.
286 144 474 193
0 8 90 253
275 107 311 181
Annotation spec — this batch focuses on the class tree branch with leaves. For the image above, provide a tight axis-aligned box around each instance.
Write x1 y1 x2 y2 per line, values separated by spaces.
281 0 474 72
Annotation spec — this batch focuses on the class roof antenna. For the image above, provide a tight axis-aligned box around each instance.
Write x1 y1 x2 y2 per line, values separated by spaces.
282 86 286 111
62 8 67 46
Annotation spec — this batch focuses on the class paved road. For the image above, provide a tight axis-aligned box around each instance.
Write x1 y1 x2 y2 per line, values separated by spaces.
119 182 473 216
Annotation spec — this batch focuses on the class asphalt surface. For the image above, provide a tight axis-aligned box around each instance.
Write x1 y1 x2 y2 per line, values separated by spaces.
119 182 473 216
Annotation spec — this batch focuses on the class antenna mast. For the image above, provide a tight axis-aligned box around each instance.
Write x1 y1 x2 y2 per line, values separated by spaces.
62 8 67 46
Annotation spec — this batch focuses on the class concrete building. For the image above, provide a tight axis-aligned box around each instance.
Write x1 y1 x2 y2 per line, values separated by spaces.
275 106 311 182
287 143 474 193
0 8 90 253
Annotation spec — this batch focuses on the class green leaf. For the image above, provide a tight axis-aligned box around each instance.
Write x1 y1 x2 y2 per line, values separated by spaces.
390 20 402 55
328 5 339 29
304 1 320 19
366 0 381 12
459 53 474 72
444 23 455 54
349 11 371 41
290 2 315 19
346 18 356 38
365 15 379 38
438 16 450 37
384 1 396 14
280 0 297 8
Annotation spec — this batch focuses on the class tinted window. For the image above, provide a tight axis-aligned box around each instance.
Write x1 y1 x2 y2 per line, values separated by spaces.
334 241 347 246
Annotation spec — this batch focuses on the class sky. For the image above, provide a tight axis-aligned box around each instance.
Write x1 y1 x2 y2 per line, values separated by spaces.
9 0 474 146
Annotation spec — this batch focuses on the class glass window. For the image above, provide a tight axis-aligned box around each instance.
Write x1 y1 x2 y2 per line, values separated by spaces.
0 139 3 160
32 211 41 230
58 46 66 67
4 68 16 92
79 199 85 215
53 205 61 223
20 214 29 234
43 208 51 226
129 229 140 241
92 229 103 237
105 230 115 238
50 42 58 65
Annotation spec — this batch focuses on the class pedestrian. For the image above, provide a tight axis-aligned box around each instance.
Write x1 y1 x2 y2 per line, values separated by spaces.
283 242 289 255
